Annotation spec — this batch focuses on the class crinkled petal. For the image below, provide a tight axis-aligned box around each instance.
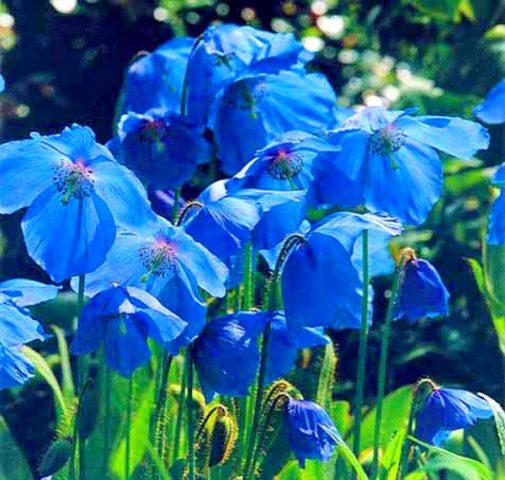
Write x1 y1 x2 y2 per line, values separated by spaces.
0 304 46 347
22 187 116 283
0 279 59 307
0 346 34 389
474 79 505 125
488 192 505 245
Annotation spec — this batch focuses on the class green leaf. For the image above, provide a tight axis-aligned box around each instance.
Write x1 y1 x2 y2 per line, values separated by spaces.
316 343 337 410
409 436 494 480
278 461 302 480
21 345 67 419
478 393 505 456
379 426 407 480
330 400 353 437
0 416 33 480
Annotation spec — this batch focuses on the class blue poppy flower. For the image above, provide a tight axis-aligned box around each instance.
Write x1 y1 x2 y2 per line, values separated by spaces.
71 286 186 376
285 398 341 467
282 212 402 332
186 23 312 125
394 254 449 323
0 279 59 389
0 124 154 283
326 107 489 225
474 78 505 125
77 215 228 353
193 310 329 401
209 70 339 175
415 387 493 446
488 163 505 245
111 109 211 189
122 37 194 115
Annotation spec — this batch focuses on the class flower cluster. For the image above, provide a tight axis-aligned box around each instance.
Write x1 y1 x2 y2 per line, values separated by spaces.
0 24 501 478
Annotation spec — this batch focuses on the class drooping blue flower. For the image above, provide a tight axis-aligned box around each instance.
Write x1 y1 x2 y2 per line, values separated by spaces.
326 107 490 225
394 253 450 323
0 125 155 283
0 279 59 389
122 37 194 115
193 310 329 401
488 163 505 245
228 130 360 208
282 212 402 332
186 23 312 125
111 109 211 189
285 398 341 467
415 387 493 446
71 286 186 376
76 215 228 353
474 78 505 125
209 70 339 175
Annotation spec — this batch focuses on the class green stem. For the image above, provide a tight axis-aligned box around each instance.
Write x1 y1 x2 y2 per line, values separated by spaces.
172 188 181 223
353 230 369 456
173 353 189 462
337 442 369 480
371 258 406 479
76 275 86 480
125 376 133 480
243 243 253 310
186 347 196 480
154 353 173 465
103 365 111 478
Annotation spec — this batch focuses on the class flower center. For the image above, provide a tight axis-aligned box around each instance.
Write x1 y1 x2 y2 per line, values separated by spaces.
267 150 303 180
370 124 406 162
53 159 95 204
138 241 177 278
139 119 168 143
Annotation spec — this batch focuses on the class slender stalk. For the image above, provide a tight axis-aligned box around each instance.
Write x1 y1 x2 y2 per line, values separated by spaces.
103 365 111 478
125 376 133 480
173 353 189 461
243 243 253 310
353 230 369 456
76 275 86 480
154 354 173 463
371 257 406 479
186 347 196 480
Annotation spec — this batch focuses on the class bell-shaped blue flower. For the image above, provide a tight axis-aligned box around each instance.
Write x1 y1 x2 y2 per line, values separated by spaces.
326 107 489 225
394 253 449 322
209 70 339 175
0 124 154 282
474 78 505 125
122 37 194 115
0 279 59 389
228 130 359 208
186 23 312 125
285 398 341 467
282 212 402 332
488 163 505 245
415 386 493 446
111 109 211 190
77 215 228 353
71 285 186 376
193 310 329 401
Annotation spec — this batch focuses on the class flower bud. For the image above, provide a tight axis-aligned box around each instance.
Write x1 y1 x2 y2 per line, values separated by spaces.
38 437 72 477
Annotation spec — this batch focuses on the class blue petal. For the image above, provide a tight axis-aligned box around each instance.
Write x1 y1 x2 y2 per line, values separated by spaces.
364 139 442 225
488 192 505 245
91 157 156 230
210 71 337 175
0 279 59 307
493 163 505 187
122 37 194 115
22 186 116 283
0 346 34 389
71 305 105 356
0 304 46 347
394 259 450 322
397 115 490 159
474 78 505 125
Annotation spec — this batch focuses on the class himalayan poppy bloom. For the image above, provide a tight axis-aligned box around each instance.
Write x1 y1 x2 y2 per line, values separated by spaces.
71 285 186 376
121 37 194 115
326 107 489 225
415 387 493 446
285 398 341 467
282 212 402 332
394 253 449 323
209 70 339 175
193 310 328 401
474 78 505 125
488 163 505 245
77 215 228 354
228 130 360 209
0 125 154 282
111 109 211 190
0 279 59 389
186 23 312 125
